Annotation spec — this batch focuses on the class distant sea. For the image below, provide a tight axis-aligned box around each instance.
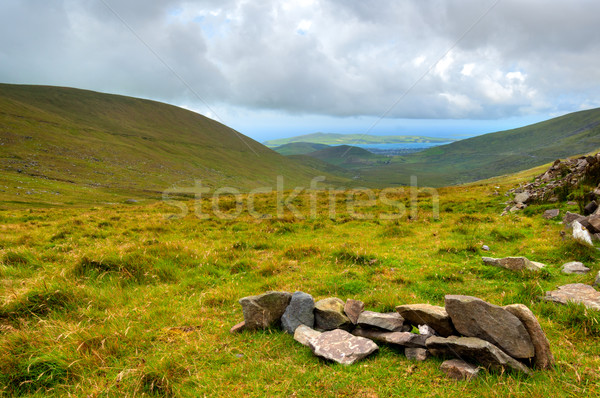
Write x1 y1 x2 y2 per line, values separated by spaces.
354 142 453 155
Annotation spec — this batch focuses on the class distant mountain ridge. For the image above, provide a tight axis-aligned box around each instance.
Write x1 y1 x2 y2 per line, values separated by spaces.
263 132 453 147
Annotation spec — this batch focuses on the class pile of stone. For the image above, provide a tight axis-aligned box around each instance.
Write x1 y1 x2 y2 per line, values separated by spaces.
231 291 554 380
503 153 600 214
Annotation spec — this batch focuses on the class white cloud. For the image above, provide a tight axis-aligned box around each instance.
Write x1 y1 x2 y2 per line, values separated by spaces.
1 0 599 124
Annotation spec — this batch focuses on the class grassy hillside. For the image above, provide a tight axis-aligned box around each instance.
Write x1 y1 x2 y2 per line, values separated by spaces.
0 84 354 206
264 132 452 147
359 108 600 187
305 145 390 169
273 142 330 156
1 162 599 396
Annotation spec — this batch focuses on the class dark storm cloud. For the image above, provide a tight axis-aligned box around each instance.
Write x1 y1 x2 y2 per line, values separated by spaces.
1 0 599 120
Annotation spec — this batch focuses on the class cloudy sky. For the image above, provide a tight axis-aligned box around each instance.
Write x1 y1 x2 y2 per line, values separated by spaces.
1 0 600 141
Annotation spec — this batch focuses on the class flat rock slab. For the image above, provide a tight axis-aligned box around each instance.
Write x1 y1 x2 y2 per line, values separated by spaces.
543 209 560 219
239 291 292 330
352 329 428 348
281 291 315 334
426 336 530 374
561 261 591 274
309 329 378 365
504 304 555 370
294 325 322 347
445 295 534 359
396 304 455 337
314 297 353 331
344 299 364 324
482 257 545 272
357 311 405 332
563 211 585 226
543 283 600 310
440 359 480 380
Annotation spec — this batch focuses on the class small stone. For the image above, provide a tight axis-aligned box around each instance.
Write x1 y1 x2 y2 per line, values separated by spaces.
481 245 490 251
357 311 405 332
230 321 245 334
543 209 560 219
543 283 600 310
239 291 292 330
395 304 455 337
440 359 480 380
561 261 591 275
594 271 600 287
482 256 545 272
344 299 364 325
314 297 353 331
405 347 428 361
293 325 322 347
309 329 378 365
281 291 315 334
418 324 437 336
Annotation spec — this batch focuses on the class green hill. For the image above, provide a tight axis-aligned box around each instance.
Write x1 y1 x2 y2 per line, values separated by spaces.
0 84 353 206
273 142 330 156
356 108 600 187
305 145 390 169
263 132 452 147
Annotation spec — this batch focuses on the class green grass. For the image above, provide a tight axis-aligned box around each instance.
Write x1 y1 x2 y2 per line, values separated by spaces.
1 175 600 396
0 83 357 207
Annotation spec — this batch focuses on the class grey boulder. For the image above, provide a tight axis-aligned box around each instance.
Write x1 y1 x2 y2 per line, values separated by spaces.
344 299 364 324
314 297 353 331
352 329 428 348
281 291 315 334
239 291 292 330
445 295 534 359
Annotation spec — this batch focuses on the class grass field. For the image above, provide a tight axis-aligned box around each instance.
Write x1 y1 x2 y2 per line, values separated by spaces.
1 167 600 397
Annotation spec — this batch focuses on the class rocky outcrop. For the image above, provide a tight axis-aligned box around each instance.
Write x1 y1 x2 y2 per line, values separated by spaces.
395 303 455 337
505 154 600 209
503 304 555 370
482 256 546 272
426 336 530 374
445 295 534 359
239 291 292 330
281 291 315 334
314 297 353 331
544 283 600 310
357 311 405 332
308 329 378 365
